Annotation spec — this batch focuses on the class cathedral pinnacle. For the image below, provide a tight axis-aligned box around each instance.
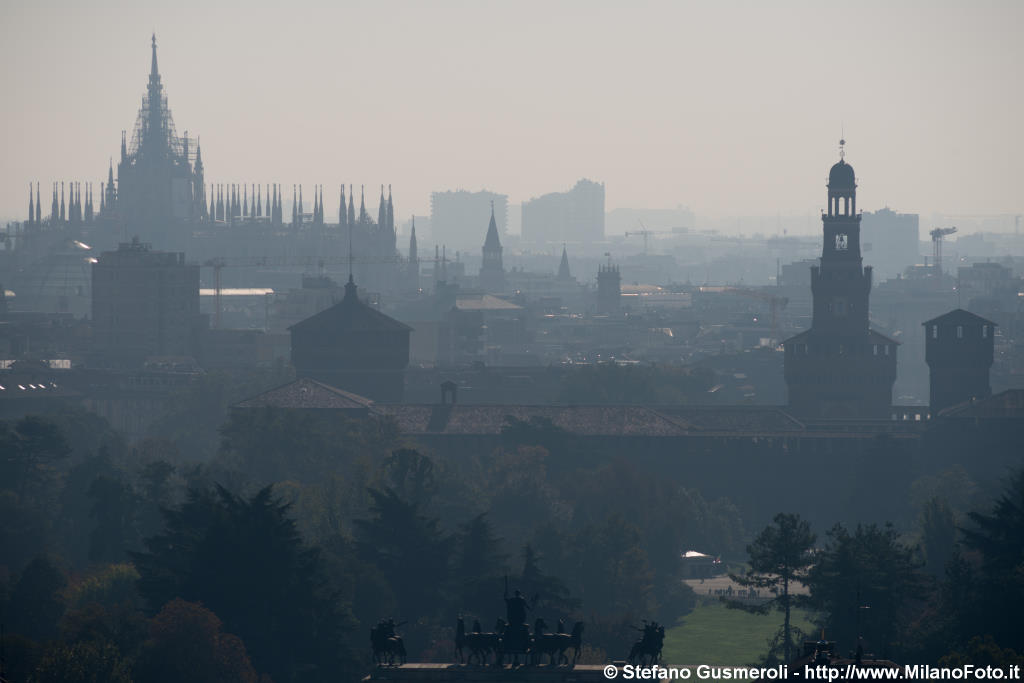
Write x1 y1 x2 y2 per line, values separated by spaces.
150 33 159 78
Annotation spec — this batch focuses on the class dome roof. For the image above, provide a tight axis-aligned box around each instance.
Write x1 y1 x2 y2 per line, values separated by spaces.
828 159 855 189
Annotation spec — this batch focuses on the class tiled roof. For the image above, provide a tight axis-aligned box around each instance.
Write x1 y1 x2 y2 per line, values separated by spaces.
288 285 412 334
234 377 376 411
940 389 1024 419
655 405 806 433
922 308 996 327
381 404 691 437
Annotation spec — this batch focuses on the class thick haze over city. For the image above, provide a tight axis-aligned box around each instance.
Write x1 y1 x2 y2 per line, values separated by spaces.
2 0 1022 227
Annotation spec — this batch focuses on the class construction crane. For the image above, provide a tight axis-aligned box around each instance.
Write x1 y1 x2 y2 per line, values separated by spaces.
625 221 669 254
725 287 790 345
930 226 957 274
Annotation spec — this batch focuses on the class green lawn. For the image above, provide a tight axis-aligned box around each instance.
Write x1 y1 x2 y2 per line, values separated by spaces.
661 601 817 666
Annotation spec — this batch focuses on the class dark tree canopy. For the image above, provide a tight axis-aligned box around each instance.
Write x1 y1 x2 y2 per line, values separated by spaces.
133 484 355 683
805 522 925 659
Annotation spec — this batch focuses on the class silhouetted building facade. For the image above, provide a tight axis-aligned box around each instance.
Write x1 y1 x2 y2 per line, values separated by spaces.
288 276 411 402
924 309 995 413
91 238 204 366
784 147 897 418
430 190 508 249
479 204 506 293
860 207 919 281
522 179 605 244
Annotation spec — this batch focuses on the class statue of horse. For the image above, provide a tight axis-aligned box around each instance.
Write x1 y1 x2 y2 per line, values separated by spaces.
532 620 585 666
456 616 502 665
371 619 407 666
627 621 665 667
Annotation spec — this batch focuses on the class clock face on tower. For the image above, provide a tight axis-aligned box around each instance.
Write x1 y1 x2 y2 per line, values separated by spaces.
835 233 848 251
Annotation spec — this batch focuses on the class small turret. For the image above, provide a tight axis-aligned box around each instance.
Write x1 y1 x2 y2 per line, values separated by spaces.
292 185 298 228
28 184 34 226
339 185 348 228
105 159 116 210
387 184 395 233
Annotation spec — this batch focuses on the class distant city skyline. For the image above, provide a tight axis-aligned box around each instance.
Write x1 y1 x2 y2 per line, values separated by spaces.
2 0 1021 225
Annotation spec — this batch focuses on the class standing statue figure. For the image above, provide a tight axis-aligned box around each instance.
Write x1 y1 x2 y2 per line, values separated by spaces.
505 589 530 626
501 581 534 664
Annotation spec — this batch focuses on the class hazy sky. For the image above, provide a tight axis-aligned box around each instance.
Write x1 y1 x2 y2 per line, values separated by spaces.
1 0 1021 227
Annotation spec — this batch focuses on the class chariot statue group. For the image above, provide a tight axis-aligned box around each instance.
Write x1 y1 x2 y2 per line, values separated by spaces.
371 582 664 667
455 586 584 667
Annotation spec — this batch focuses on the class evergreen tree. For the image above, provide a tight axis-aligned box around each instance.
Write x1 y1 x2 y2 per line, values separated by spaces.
354 487 453 622
454 512 508 616
920 497 957 577
726 512 815 664
133 485 355 683
805 523 924 659
960 469 1024 651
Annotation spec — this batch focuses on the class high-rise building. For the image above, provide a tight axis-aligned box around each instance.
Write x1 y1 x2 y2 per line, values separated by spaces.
91 237 205 366
521 179 604 244
860 207 919 281
430 190 508 249
783 144 898 418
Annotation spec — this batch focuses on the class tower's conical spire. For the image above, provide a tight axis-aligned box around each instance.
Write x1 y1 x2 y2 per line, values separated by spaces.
483 199 501 250
28 184 34 225
359 185 367 223
558 244 571 280
348 184 355 225
377 184 387 228
36 182 42 225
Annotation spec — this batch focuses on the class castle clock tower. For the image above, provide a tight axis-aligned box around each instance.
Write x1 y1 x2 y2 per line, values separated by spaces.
783 142 898 418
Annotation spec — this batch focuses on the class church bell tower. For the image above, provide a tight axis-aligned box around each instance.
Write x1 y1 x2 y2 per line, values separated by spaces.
783 142 898 418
